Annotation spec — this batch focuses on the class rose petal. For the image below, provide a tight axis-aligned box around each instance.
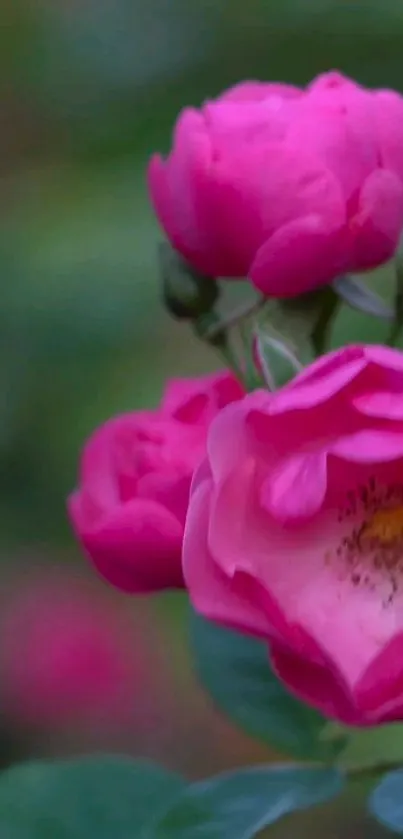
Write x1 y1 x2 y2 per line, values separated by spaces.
349 168 403 270
374 90 403 182
353 391 403 420
331 430 403 462
250 212 346 298
183 481 271 637
261 451 328 522
69 494 184 593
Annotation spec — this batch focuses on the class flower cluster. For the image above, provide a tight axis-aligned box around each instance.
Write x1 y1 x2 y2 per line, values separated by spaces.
69 70 403 729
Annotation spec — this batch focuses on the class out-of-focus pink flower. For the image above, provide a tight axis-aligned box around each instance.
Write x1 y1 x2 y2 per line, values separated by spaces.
149 72 403 297
69 372 243 593
184 345 403 726
0 575 138 726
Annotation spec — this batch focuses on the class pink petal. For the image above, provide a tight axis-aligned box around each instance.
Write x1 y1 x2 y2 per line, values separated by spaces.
208 461 267 578
374 90 403 182
353 391 403 420
186 475 319 649
307 71 363 96
69 494 184 593
209 144 345 279
190 457 213 496
207 393 268 484
148 110 219 275
250 212 346 298
136 472 191 526
205 98 297 150
267 509 402 696
349 168 403 270
77 415 151 509
285 345 366 388
270 644 362 725
261 451 328 522
289 80 377 200
268 347 367 413
365 345 403 372
162 377 204 415
148 155 181 248
356 632 403 721
162 377 210 424
331 430 403 462
162 372 243 422
183 481 271 637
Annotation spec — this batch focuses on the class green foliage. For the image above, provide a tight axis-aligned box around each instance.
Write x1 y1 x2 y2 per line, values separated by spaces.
159 242 219 320
338 725 403 772
190 610 345 760
156 764 344 839
370 769 403 834
0 757 185 838
0 755 345 838
333 275 394 321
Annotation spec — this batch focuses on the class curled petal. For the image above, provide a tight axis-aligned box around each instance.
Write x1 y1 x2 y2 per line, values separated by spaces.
69 493 184 593
349 168 403 270
261 452 328 522
250 213 345 298
374 90 403 181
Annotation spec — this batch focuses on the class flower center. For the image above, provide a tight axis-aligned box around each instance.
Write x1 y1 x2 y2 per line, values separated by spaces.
360 506 403 547
329 477 403 606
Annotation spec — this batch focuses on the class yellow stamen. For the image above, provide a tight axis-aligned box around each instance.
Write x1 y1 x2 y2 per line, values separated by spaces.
361 506 403 545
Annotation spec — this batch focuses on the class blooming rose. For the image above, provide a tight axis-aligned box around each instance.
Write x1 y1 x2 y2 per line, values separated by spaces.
149 72 403 298
184 345 403 726
69 372 243 593
0 573 137 726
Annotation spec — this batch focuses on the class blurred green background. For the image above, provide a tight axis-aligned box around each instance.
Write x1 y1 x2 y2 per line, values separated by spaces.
0 0 402 834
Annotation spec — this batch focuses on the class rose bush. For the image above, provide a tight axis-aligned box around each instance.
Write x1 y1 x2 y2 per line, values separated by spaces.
184 345 403 725
149 71 403 297
69 372 243 593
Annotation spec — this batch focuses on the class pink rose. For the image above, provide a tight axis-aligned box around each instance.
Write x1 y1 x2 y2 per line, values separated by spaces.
69 372 243 593
149 72 403 297
184 346 403 726
0 574 138 726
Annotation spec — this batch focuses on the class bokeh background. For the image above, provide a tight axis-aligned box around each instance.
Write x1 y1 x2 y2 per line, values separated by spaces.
0 0 402 834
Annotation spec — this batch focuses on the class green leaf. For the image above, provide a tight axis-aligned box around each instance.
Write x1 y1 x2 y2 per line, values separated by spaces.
370 769 403 834
156 764 344 839
254 328 303 390
159 242 219 320
256 286 340 376
337 724 403 772
0 756 185 838
388 255 403 346
333 275 394 320
190 610 345 759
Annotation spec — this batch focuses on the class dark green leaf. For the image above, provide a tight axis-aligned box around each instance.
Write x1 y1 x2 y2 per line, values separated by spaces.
333 275 394 320
190 610 345 759
159 242 218 320
0 756 185 839
388 256 403 346
156 764 344 839
369 769 403 834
